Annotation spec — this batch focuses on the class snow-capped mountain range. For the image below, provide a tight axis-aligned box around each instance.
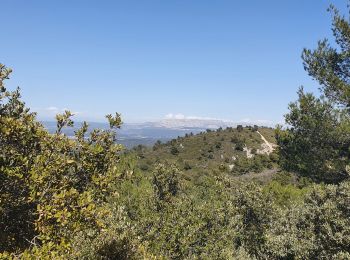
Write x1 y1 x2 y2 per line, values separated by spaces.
151 118 236 129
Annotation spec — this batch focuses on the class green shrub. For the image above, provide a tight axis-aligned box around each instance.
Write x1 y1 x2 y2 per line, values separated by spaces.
184 161 192 170
235 140 245 151
170 146 179 155
0 64 143 257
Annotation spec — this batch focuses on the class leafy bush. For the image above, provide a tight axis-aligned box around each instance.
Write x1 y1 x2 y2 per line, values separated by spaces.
0 64 142 257
215 141 222 149
183 161 192 170
170 146 179 155
235 140 245 151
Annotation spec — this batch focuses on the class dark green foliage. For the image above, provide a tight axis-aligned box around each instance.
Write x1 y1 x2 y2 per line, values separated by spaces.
183 161 192 170
232 154 272 174
235 139 245 151
269 151 279 163
266 182 350 259
277 4 350 183
139 163 149 171
302 5 350 107
152 163 180 210
230 183 273 257
170 145 179 155
277 89 350 183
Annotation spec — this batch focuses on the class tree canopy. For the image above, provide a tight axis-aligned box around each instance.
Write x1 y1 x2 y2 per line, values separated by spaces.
277 4 350 183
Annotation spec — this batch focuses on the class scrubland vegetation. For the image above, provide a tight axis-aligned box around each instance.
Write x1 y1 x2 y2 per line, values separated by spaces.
2 3 350 259
134 125 278 180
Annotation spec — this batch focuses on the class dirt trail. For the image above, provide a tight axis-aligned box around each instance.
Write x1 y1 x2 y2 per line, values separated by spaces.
241 131 276 158
233 132 279 181
256 131 276 155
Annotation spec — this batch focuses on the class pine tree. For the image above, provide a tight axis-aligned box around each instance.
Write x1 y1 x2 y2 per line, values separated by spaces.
277 4 350 183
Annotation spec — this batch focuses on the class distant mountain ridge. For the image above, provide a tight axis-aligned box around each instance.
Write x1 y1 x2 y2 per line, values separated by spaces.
42 118 266 148
153 118 236 129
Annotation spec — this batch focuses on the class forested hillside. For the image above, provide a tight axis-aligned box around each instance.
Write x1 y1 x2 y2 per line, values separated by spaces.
2 2 350 259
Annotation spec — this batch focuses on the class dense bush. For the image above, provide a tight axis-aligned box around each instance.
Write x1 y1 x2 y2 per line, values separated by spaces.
235 140 245 151
0 64 143 258
170 146 179 156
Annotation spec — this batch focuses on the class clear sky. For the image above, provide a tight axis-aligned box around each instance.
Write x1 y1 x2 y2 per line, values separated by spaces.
1 0 347 124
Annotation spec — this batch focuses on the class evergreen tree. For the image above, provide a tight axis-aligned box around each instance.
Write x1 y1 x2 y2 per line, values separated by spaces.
277 4 350 183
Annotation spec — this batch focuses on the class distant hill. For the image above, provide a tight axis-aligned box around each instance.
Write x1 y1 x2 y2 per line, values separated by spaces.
133 126 279 181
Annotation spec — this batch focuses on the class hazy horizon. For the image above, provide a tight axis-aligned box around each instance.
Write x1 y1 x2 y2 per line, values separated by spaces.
39 113 278 127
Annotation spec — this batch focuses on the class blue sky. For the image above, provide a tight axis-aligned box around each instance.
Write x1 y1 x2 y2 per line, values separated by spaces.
1 0 347 124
